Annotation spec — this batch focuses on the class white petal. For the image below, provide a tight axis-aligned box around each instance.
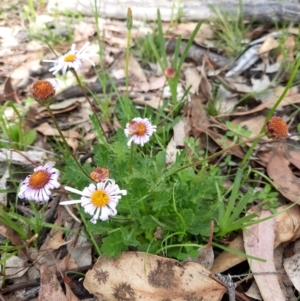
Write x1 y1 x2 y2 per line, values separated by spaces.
92 207 101 221
99 206 110 221
127 136 134 146
78 42 90 54
64 186 83 195
83 203 96 215
59 200 82 205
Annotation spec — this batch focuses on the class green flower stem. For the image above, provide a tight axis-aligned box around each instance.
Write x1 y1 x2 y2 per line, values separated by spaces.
77 205 101 256
172 185 186 231
71 69 108 143
157 78 167 115
163 133 266 182
45 104 90 180
125 8 133 119
129 142 134 173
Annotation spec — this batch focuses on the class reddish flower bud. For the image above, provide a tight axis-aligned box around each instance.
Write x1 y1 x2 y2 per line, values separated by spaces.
265 116 288 139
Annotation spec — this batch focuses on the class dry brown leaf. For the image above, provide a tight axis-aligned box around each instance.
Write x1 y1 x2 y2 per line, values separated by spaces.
217 93 300 117
65 137 79 153
132 95 161 110
196 63 212 101
2 255 30 279
196 126 245 159
65 282 80 301
245 281 262 300
40 206 69 250
243 210 285 301
166 118 187 165
277 36 295 62
184 67 202 94
168 23 214 44
283 253 300 291
189 94 210 139
50 99 80 111
74 21 96 42
117 54 149 92
251 74 271 92
37 100 80 118
231 115 265 138
3 77 19 103
225 77 253 93
0 221 23 247
197 245 214 270
0 148 46 165
0 220 27 257
84 252 226 301
38 264 68 301
211 233 245 273
285 139 300 170
11 59 41 80
257 36 279 55
35 123 81 139
148 76 167 91
274 205 300 245
267 141 300 203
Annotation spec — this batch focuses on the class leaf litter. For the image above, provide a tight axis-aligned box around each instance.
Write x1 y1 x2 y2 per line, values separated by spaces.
2 1 300 300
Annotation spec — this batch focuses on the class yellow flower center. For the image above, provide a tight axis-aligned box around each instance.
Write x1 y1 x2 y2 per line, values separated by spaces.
31 81 56 103
29 170 51 189
129 121 147 136
64 53 76 62
91 190 109 207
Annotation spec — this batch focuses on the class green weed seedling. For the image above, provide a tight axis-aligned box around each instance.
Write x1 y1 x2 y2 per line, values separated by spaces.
0 101 37 150
147 10 202 112
216 168 258 237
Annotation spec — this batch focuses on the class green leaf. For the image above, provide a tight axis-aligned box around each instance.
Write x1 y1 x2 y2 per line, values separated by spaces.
181 208 194 229
24 129 37 145
120 228 140 247
6 124 20 141
101 231 128 258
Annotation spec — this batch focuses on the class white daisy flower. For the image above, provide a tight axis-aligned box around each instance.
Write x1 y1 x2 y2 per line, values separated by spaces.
43 42 96 75
60 179 127 223
124 117 157 147
18 163 60 202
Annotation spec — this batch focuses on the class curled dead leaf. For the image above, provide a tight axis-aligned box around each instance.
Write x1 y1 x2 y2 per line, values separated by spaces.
275 205 300 245
257 36 279 55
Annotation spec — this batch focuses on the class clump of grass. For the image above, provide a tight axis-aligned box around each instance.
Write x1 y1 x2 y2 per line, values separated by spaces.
211 2 253 57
